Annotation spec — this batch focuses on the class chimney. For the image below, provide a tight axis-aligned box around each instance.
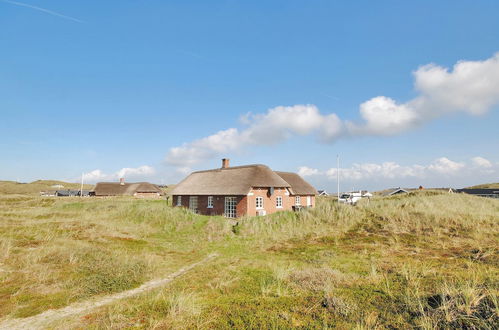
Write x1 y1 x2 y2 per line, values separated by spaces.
120 178 125 185
221 158 230 169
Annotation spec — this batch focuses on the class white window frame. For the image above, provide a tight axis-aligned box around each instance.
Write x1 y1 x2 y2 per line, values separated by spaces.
276 196 283 208
189 196 198 212
207 196 213 208
295 196 301 206
176 196 182 206
256 196 264 209
224 196 237 218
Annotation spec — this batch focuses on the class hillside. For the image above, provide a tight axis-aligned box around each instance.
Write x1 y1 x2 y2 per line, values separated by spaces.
0 180 94 195
0 191 497 328
465 182 499 189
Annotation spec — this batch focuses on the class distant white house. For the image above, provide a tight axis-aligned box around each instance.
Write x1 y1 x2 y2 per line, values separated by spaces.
40 191 56 197
339 190 372 204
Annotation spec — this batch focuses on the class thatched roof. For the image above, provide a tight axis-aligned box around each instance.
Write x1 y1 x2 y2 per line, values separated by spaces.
172 164 317 196
171 164 291 195
275 171 318 195
92 182 161 196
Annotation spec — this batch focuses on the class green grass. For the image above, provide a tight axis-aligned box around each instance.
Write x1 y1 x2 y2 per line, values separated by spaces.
0 191 498 328
466 182 499 189
0 180 94 195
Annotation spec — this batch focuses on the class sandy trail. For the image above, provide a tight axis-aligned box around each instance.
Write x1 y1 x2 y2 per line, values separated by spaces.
0 253 218 330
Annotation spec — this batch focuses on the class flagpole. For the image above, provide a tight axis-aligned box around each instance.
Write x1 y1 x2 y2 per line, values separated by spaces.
80 172 84 198
337 155 340 203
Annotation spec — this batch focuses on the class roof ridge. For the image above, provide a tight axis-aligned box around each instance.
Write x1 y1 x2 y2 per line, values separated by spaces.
192 164 269 174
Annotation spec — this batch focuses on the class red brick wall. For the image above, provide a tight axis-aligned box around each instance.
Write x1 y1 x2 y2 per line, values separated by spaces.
172 195 246 217
287 194 315 208
245 187 293 216
236 195 248 217
173 192 315 217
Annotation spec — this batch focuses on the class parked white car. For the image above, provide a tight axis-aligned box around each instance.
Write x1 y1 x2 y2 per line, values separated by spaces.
338 190 372 205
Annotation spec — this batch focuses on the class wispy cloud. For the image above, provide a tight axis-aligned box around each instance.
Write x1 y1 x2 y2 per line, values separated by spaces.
471 156 492 168
176 48 205 60
299 156 496 182
166 105 343 170
165 53 499 171
2 0 84 23
81 165 155 183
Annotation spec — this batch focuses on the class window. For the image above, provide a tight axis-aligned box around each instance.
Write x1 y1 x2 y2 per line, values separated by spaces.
224 197 237 218
189 196 198 212
207 196 213 208
295 196 301 206
176 196 182 206
256 196 264 209
276 196 282 208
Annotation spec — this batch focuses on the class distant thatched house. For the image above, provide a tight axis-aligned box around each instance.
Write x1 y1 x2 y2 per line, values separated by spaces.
318 190 329 196
171 159 317 217
92 179 162 198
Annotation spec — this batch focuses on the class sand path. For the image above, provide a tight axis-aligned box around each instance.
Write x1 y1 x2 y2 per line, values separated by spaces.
0 253 218 330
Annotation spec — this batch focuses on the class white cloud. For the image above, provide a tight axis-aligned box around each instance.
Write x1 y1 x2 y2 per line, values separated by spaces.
115 165 155 178
166 53 499 169
413 54 499 116
166 105 344 168
349 53 499 134
302 156 492 183
166 128 243 168
82 169 108 182
82 165 155 183
324 162 426 181
471 156 492 168
427 157 465 174
298 166 321 177
348 96 419 135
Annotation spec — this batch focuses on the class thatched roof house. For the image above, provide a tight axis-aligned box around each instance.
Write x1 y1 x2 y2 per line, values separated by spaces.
171 164 291 196
92 180 162 198
274 171 317 196
172 159 317 217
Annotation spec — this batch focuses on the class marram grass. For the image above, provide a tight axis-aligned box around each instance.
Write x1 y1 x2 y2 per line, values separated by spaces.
0 191 497 328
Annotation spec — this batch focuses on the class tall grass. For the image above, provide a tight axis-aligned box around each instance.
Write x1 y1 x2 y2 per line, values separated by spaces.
0 191 497 328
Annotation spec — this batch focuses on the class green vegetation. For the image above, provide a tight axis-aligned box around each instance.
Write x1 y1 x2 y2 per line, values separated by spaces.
0 180 93 195
466 182 499 189
0 190 498 328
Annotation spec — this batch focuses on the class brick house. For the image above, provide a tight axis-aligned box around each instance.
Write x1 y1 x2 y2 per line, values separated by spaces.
91 179 163 198
171 159 317 217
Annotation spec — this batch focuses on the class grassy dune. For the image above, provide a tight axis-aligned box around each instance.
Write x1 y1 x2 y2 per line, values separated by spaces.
0 180 94 195
0 191 498 328
466 183 499 189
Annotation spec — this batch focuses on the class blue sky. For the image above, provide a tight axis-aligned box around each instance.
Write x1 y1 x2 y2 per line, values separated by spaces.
1 0 498 191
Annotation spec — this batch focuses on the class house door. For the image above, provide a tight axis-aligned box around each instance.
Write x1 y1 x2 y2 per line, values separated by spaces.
189 196 198 213
306 196 311 206
224 197 237 218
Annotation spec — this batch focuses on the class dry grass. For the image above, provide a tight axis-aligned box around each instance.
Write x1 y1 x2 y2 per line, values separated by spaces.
0 180 93 195
0 190 497 328
466 182 499 189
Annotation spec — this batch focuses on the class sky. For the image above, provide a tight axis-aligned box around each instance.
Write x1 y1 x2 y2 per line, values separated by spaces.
1 0 498 191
